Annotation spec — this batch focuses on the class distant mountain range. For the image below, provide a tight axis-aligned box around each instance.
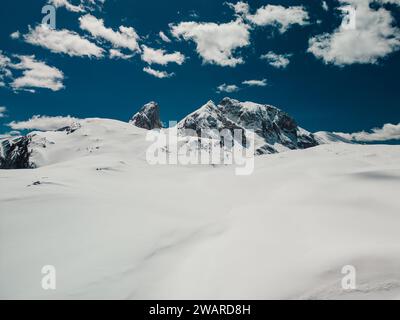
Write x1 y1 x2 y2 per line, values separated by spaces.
0 98 348 169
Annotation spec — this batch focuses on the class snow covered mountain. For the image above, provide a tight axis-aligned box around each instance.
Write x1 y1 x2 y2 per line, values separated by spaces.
177 100 248 147
314 131 354 144
1 98 321 169
129 101 163 130
0 118 153 170
177 98 318 154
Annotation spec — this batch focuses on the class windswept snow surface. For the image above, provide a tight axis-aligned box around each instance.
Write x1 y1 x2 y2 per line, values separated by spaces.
1 118 400 300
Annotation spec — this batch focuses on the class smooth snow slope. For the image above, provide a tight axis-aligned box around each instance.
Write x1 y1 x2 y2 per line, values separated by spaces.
1 118 400 300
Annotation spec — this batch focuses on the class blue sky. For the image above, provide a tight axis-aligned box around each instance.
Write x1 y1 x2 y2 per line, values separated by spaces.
0 0 399 139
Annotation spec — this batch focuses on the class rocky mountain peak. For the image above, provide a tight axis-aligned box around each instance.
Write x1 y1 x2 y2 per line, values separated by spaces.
0 98 323 169
0 136 33 169
130 101 163 130
177 100 248 146
176 98 319 154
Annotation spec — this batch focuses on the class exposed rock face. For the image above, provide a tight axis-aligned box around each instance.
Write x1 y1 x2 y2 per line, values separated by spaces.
56 122 82 134
176 98 318 154
0 98 320 170
177 101 248 146
130 102 163 130
218 98 319 153
0 136 34 169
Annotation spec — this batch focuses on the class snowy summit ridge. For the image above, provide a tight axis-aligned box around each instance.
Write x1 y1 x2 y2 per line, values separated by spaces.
1 98 322 169
176 97 319 154
129 101 163 130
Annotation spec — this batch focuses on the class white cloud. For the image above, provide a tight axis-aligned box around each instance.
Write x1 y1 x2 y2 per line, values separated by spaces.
308 0 400 65
0 130 21 139
230 2 309 33
159 31 171 43
378 0 400 4
227 1 250 16
0 51 12 81
8 115 79 131
334 123 400 142
84 0 107 10
242 79 267 87
143 66 174 79
109 49 133 60
47 0 106 13
10 55 65 92
249 5 309 32
24 24 104 58
48 0 85 12
79 14 141 53
170 20 250 67
0 52 11 67
322 1 329 11
0 52 65 92
10 31 20 39
217 83 239 93
260 51 292 68
0 106 7 118
188 10 199 19
141 45 185 66
0 53 10 66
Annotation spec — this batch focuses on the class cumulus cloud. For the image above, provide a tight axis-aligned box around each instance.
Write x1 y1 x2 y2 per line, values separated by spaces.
334 123 400 142
308 0 400 65
0 52 64 92
242 79 267 87
159 31 171 43
0 51 12 81
79 14 141 53
48 0 106 13
141 45 185 66
260 51 292 68
0 130 21 139
48 0 85 12
170 20 250 67
228 1 250 16
217 83 239 93
10 55 65 92
109 49 133 60
0 52 11 66
24 25 104 58
378 0 400 4
229 2 309 33
143 66 174 78
8 115 79 131
10 31 20 39
0 106 7 118
248 5 308 32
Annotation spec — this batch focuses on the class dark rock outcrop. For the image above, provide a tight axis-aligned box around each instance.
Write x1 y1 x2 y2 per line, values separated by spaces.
130 102 163 130
56 122 81 134
0 98 321 170
218 97 319 153
177 101 248 147
176 98 319 154
0 136 34 169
